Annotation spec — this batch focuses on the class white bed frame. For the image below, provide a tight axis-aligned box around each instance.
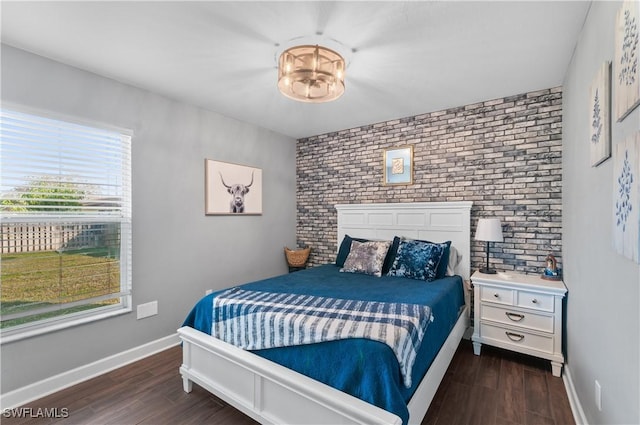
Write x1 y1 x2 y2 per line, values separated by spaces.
178 201 472 425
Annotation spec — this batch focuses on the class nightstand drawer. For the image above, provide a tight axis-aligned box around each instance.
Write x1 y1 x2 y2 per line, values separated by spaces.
480 304 554 333
480 286 513 305
516 291 554 312
480 323 553 354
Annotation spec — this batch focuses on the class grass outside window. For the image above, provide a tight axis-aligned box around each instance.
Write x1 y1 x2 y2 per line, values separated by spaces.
1 248 121 329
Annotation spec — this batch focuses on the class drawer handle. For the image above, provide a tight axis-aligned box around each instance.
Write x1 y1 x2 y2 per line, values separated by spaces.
505 312 525 322
505 332 525 342
531 299 538 304
493 293 500 298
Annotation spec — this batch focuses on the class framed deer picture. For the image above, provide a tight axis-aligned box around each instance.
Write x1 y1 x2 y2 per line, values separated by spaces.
205 159 262 215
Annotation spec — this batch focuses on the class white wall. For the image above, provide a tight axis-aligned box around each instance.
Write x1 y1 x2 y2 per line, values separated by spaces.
562 2 640 423
0 45 297 393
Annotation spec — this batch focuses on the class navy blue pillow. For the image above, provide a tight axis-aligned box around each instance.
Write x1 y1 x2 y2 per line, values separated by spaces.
382 236 401 275
428 240 451 279
387 239 445 282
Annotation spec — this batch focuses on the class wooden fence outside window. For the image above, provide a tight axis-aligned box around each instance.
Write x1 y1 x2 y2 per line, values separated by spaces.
1 223 117 254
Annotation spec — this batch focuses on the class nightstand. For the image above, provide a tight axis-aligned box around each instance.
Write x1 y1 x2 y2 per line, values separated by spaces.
471 270 567 377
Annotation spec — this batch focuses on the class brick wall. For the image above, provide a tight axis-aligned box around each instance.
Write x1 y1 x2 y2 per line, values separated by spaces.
296 87 562 275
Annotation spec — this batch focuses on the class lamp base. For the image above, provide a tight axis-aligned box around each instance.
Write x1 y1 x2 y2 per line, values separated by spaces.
479 267 497 274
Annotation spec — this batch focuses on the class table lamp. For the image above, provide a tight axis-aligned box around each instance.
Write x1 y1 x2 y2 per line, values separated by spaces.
475 218 503 274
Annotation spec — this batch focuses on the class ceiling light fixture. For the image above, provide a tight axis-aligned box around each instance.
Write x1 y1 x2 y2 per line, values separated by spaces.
277 44 345 103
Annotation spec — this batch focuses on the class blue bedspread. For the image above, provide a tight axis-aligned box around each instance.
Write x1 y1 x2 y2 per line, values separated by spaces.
182 264 465 425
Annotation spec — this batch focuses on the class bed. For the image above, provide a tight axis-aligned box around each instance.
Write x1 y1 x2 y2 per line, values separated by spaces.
178 201 472 425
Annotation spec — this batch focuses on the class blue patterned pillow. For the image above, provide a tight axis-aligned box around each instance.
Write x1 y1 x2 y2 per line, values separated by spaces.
340 240 392 277
387 239 445 281
412 239 451 279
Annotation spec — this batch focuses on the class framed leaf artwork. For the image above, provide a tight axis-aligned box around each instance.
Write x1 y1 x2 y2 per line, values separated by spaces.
613 132 639 263
589 62 611 167
614 0 640 122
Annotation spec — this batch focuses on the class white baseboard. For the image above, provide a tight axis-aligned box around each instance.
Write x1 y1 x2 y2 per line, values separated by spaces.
563 363 588 425
0 333 180 410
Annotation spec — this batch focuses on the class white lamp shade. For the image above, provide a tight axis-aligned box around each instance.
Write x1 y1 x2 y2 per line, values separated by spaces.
475 218 504 242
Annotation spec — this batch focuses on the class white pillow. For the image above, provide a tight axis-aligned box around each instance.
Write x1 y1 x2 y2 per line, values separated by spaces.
446 246 463 276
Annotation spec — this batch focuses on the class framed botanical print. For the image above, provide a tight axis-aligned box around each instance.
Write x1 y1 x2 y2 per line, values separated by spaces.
205 159 262 215
383 145 413 185
613 132 639 263
614 0 640 121
589 62 611 167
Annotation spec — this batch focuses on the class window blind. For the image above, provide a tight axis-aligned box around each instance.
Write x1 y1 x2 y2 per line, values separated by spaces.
0 109 132 332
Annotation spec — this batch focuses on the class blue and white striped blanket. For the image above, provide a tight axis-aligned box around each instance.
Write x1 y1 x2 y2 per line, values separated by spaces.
211 287 434 388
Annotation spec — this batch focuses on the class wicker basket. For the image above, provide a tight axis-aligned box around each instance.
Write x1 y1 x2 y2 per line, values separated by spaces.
284 246 310 267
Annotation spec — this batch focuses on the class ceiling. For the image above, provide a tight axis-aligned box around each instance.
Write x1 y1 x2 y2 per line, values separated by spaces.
1 1 590 139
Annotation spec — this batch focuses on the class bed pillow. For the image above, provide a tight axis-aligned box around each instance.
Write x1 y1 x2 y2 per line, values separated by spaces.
446 246 463 276
335 235 370 267
389 238 451 279
336 235 398 272
340 240 392 277
430 240 451 279
382 236 402 275
387 239 445 282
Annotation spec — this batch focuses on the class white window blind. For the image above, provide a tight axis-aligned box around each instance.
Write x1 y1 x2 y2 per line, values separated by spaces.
0 109 132 337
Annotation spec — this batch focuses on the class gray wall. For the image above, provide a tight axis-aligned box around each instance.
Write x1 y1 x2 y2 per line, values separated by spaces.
0 45 297 393
563 2 639 424
297 88 563 275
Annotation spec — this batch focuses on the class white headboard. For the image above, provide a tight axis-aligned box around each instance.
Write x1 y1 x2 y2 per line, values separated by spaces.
335 202 473 279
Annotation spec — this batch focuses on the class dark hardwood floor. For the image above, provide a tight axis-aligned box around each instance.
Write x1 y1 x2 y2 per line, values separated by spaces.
3 339 574 425
424 340 574 425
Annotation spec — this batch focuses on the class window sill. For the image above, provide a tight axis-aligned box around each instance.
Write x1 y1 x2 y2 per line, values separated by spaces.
0 306 132 345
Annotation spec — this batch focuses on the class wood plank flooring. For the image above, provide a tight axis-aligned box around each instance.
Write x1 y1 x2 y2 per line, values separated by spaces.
424 340 575 425
3 339 574 425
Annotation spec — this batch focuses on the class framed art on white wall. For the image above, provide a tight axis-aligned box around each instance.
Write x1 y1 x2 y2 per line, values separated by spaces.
613 132 639 263
614 0 640 122
589 62 611 166
205 159 262 215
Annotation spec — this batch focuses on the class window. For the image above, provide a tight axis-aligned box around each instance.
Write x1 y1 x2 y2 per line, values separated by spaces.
0 108 132 341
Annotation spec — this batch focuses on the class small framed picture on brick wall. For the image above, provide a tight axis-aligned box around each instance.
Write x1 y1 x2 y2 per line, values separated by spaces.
383 145 413 185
